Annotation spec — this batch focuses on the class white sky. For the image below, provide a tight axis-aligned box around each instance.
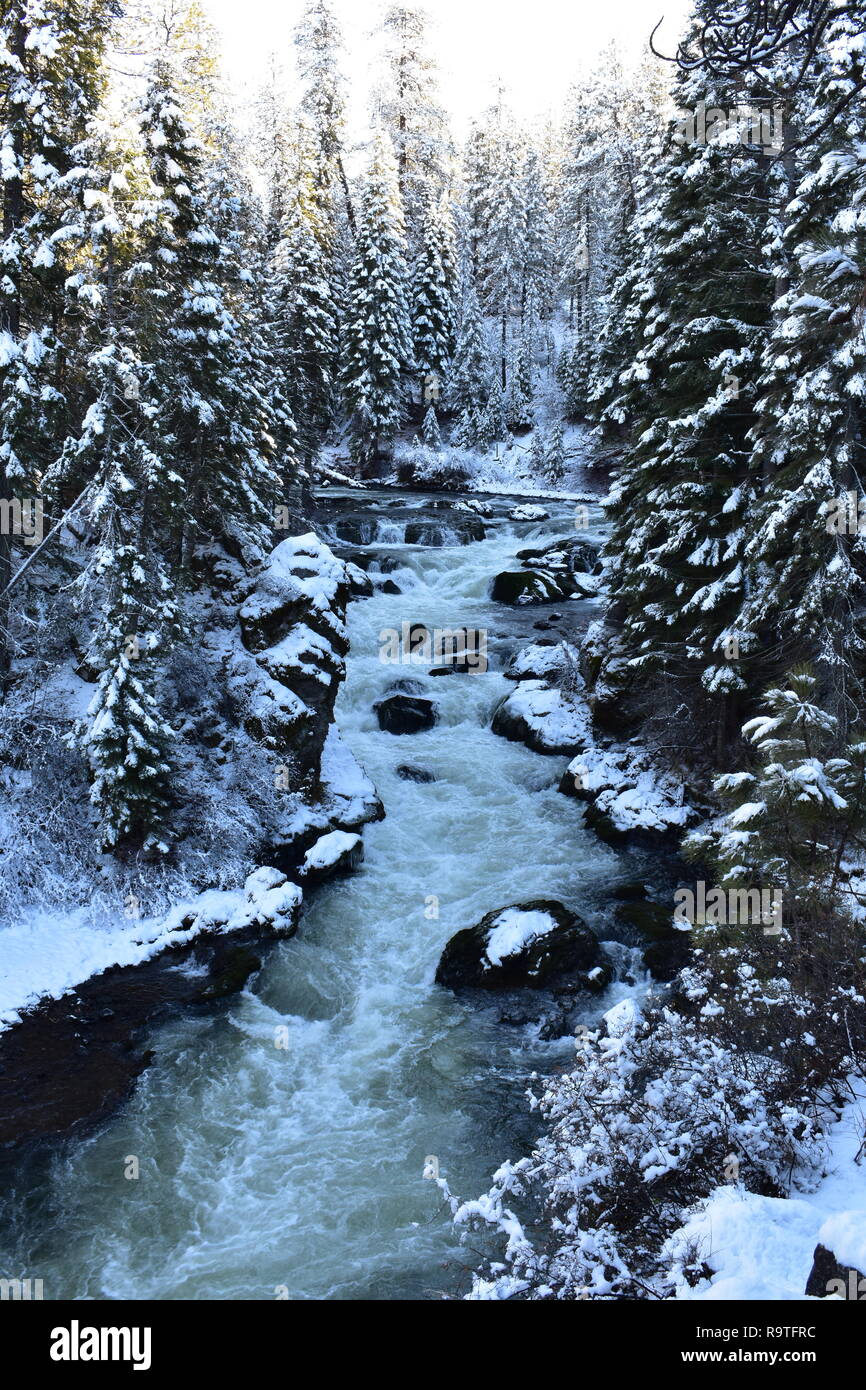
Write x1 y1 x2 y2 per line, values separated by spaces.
201 0 692 142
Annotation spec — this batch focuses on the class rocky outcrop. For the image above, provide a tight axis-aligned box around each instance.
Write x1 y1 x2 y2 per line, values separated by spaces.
492 536 604 608
436 900 609 993
235 533 349 777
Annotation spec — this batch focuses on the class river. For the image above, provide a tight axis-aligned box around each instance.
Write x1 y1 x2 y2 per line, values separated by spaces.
0 487 648 1300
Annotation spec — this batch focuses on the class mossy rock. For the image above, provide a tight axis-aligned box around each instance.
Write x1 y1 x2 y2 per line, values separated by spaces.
200 946 263 1000
491 570 563 605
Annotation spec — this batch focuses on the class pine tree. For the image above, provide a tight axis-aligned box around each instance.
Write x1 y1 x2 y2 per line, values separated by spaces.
269 142 340 466
528 429 546 475
410 194 456 410
452 407 475 450
472 100 526 389
79 505 177 853
687 669 866 943
446 270 490 416
599 8 778 751
294 0 355 235
505 332 535 432
374 4 452 229
0 0 120 683
341 131 412 468
135 60 280 562
741 9 866 723
48 132 180 851
421 403 441 449
475 400 494 453
545 420 566 485
520 146 555 320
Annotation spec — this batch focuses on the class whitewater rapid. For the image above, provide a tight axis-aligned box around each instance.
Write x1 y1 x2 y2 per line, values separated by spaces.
0 490 646 1300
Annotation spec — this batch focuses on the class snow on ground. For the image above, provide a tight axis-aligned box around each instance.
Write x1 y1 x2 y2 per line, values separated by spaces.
484 907 556 967
664 1079 866 1300
0 718 381 1034
0 869 303 1032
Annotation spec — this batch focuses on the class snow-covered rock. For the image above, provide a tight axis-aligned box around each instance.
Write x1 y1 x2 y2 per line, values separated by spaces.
435 899 608 992
562 745 696 844
509 503 550 521
298 829 363 884
492 680 591 754
504 640 582 684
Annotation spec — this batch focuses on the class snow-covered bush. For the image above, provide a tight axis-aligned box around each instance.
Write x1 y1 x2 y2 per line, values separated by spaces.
394 441 472 491
453 1001 825 1299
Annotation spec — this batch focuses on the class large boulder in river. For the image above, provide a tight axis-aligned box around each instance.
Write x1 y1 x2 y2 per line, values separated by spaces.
491 569 562 605
492 680 590 754
374 680 438 734
436 900 608 992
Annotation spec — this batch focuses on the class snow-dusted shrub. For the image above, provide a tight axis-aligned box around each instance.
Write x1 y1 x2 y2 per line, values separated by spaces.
394 442 472 491
453 1002 824 1299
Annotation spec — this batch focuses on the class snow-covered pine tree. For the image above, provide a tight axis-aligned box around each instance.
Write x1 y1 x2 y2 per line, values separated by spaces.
374 3 452 231
528 428 546 475
295 0 355 234
599 6 779 753
81 533 176 855
421 403 441 449
135 60 280 563
451 407 475 450
545 419 566 484
520 146 555 321
269 126 340 468
472 99 526 389
556 335 590 420
446 269 490 417
410 193 456 413
741 8 866 725
341 131 412 470
686 668 866 947
0 0 119 684
505 331 535 432
47 133 180 852
250 54 294 244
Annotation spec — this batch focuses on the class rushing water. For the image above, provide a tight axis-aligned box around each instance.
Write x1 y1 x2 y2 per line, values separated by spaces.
0 489 647 1300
